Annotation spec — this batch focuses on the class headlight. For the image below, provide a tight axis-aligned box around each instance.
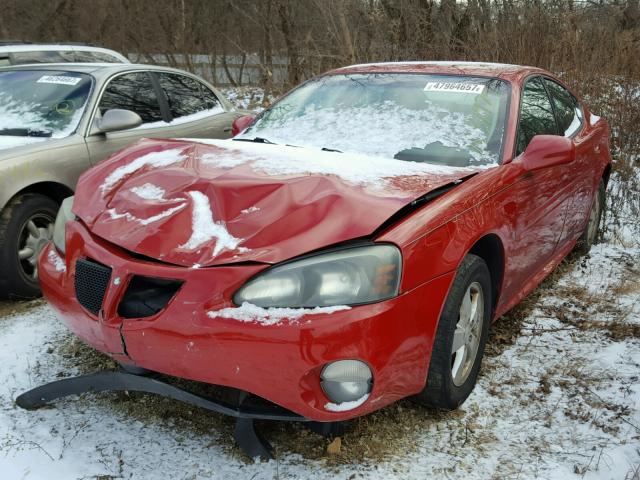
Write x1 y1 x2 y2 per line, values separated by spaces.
234 244 401 308
53 196 76 255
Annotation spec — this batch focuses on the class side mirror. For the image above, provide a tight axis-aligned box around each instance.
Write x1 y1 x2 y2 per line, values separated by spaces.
520 135 575 171
231 115 255 137
93 109 142 134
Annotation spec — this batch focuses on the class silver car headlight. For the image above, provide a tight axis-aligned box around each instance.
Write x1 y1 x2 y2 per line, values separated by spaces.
234 244 402 308
53 196 76 255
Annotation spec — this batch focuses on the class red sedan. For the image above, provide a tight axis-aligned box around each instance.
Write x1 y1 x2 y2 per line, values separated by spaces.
31 62 610 446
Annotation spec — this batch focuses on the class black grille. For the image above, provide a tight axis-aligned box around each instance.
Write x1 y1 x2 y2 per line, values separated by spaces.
75 258 112 315
117 275 183 319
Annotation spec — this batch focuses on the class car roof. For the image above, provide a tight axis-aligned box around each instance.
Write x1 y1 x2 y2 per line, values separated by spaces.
328 61 549 82
0 62 207 79
0 44 129 62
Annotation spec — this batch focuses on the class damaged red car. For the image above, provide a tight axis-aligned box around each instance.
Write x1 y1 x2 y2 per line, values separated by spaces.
22 62 611 457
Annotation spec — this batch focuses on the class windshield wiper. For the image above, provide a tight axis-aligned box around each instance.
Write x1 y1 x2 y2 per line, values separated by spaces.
321 147 342 153
233 136 276 144
0 128 52 138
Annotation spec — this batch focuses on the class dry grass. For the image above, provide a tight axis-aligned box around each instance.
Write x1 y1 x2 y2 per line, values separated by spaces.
0 299 45 319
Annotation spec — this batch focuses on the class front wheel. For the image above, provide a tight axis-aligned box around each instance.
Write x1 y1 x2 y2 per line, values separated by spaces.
0 194 58 299
413 254 492 409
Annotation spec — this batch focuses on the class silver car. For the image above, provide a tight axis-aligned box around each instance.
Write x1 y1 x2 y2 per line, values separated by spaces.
0 63 245 298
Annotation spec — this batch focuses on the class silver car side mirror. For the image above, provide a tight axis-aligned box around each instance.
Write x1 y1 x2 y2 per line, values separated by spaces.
93 109 142 134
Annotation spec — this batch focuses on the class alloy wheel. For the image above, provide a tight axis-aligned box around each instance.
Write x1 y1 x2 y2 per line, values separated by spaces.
17 214 55 282
451 281 484 387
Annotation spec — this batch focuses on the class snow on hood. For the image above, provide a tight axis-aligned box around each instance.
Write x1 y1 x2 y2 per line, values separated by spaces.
192 138 475 188
74 138 481 267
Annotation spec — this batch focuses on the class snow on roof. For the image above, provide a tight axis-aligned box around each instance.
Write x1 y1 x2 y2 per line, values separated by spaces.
340 61 522 69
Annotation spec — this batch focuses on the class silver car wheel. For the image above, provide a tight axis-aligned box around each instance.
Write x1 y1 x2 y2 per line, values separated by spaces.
18 214 54 281
451 281 484 387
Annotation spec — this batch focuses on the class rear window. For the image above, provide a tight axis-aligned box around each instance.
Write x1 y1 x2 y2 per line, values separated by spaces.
11 50 75 64
74 50 124 63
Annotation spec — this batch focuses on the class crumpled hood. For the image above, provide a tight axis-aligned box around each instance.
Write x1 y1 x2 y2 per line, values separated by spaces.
74 138 479 267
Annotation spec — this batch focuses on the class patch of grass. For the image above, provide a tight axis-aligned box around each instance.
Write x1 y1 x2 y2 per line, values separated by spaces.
485 257 576 359
0 299 45 319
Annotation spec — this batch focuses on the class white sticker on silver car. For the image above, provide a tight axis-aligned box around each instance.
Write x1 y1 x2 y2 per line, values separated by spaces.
37 75 82 86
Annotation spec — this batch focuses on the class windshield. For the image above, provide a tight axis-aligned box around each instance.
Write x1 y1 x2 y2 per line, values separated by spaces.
0 70 92 139
238 73 511 167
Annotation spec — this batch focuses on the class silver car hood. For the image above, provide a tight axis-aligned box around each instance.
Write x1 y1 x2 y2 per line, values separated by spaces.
0 135 78 160
0 136 52 153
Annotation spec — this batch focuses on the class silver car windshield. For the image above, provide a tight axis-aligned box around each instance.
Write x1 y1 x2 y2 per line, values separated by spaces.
237 73 510 167
0 70 92 139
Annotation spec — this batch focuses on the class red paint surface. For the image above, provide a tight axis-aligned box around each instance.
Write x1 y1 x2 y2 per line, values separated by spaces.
40 63 611 421
231 115 255 137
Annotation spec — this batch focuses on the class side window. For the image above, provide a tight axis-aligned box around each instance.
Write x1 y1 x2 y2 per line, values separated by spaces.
158 73 218 119
516 77 558 156
544 79 583 137
202 86 221 110
99 72 163 124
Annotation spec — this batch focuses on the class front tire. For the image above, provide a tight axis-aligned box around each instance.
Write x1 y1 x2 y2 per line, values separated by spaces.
414 254 492 409
0 194 58 299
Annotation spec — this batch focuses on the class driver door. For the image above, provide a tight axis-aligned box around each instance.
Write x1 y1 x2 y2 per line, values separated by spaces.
498 76 576 301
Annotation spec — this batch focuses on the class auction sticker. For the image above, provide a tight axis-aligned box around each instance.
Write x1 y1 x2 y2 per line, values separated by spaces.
37 75 82 86
424 82 485 94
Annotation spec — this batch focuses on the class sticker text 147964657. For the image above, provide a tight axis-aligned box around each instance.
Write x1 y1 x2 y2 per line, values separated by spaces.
423 82 486 94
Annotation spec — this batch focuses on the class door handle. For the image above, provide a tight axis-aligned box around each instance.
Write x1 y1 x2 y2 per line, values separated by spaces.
223 127 232 132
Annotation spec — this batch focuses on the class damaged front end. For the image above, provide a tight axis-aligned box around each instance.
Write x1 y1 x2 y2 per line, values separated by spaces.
18 138 478 460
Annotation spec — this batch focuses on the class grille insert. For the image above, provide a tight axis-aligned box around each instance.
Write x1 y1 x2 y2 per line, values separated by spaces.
75 258 112 315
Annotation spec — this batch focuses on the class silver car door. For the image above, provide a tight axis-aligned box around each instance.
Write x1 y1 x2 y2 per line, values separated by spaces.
85 71 175 165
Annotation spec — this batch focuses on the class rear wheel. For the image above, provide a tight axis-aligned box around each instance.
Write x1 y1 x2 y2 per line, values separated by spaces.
414 254 492 409
575 180 605 255
0 194 58 299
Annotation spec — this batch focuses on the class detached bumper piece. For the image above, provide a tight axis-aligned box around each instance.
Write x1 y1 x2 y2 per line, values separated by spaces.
15 371 344 460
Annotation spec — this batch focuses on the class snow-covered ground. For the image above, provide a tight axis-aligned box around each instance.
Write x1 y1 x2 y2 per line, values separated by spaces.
220 86 275 112
0 89 638 479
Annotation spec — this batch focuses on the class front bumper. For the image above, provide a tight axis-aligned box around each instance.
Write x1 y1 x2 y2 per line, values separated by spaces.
39 221 455 421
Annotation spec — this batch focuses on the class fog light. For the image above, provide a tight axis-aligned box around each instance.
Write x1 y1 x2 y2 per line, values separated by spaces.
321 360 372 403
